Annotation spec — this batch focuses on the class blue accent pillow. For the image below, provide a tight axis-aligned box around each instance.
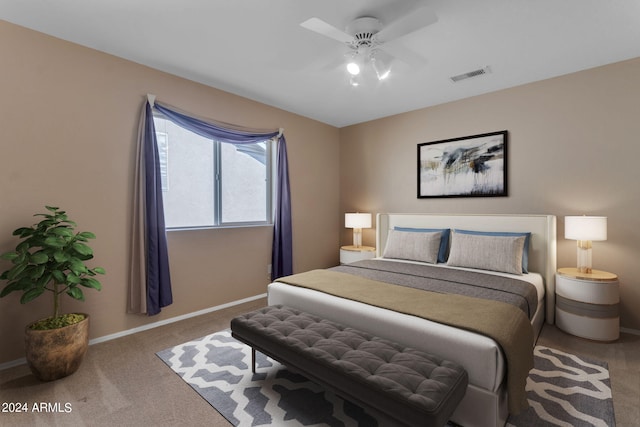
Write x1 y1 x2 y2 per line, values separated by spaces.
394 227 450 263
453 229 531 273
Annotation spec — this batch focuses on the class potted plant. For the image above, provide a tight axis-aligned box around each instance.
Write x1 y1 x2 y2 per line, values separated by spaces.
0 206 105 381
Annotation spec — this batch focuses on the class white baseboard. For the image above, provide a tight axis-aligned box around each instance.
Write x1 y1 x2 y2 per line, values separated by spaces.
0 356 25 371
621 327 640 336
0 293 267 372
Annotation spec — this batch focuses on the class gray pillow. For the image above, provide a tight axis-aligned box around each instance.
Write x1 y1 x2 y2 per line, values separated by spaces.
447 231 526 275
383 230 441 264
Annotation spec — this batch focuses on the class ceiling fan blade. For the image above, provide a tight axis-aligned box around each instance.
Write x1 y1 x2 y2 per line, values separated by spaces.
375 6 438 42
300 17 353 44
378 42 428 68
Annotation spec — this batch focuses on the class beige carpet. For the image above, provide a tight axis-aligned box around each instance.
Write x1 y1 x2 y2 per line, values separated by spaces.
0 298 638 426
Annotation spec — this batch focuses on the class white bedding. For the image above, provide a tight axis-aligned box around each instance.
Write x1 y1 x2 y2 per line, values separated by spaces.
267 262 544 392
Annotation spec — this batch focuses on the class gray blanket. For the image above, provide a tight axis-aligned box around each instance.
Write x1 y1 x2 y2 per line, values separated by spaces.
331 259 538 320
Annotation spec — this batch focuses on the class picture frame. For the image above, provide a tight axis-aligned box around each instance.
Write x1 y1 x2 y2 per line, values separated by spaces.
417 130 508 198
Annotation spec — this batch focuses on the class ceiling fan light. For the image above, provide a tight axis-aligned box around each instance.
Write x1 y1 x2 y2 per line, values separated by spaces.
346 61 360 75
377 68 391 80
372 57 391 80
349 74 360 87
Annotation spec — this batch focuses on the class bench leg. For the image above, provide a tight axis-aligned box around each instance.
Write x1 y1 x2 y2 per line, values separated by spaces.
251 347 256 373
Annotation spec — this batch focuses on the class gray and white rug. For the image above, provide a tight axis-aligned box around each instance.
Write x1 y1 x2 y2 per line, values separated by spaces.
507 345 615 427
157 330 615 426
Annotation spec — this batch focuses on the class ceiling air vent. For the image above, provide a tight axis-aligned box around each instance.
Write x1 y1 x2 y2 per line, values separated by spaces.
450 66 491 83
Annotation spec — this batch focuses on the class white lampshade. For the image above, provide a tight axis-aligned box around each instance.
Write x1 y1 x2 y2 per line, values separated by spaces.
565 216 607 241
345 212 371 248
345 213 372 229
564 216 607 274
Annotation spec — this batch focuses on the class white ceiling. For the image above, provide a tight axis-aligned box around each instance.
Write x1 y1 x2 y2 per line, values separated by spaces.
2 0 640 128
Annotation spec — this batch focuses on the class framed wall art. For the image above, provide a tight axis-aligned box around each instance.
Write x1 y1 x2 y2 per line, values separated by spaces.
417 130 508 198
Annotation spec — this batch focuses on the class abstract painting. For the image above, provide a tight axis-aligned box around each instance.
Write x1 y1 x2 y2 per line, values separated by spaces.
418 131 507 198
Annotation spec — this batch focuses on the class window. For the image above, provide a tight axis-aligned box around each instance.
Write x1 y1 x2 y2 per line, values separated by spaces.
153 115 272 229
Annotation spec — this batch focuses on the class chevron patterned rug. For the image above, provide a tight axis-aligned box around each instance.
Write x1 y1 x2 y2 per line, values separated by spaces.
157 330 615 426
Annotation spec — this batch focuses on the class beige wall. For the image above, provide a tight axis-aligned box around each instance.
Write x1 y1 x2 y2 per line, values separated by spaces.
2 17 639 366
0 21 340 364
340 57 640 331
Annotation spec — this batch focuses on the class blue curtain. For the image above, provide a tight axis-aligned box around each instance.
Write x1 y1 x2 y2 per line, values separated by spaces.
131 98 293 315
129 101 173 316
271 133 292 280
142 102 173 314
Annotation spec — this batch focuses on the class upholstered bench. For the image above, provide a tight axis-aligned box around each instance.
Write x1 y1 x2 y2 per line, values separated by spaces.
230 305 468 427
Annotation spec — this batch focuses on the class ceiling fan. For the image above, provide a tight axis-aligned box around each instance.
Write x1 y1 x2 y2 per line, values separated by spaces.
300 5 438 86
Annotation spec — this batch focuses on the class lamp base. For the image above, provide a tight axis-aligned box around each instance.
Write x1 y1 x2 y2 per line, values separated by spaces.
352 228 362 248
576 241 593 274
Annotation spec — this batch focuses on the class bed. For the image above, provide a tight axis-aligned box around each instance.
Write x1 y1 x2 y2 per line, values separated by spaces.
268 213 557 427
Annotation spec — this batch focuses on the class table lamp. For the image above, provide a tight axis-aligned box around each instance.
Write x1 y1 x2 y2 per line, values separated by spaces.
345 213 371 248
564 216 607 274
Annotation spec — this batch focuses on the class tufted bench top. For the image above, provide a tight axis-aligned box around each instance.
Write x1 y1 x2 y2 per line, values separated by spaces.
231 305 468 427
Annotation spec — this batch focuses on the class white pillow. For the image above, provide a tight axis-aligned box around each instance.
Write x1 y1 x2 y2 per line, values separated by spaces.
446 231 526 275
383 230 441 264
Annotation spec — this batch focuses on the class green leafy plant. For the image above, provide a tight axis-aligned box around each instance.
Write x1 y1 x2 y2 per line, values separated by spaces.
0 206 105 329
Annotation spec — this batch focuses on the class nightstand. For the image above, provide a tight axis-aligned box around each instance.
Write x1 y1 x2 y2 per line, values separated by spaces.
555 267 619 341
340 245 375 264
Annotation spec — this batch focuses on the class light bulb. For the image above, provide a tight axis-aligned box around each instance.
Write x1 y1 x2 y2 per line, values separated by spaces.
346 61 360 76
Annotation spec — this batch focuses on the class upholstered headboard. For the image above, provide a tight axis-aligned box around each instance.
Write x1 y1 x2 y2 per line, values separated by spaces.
376 213 557 324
